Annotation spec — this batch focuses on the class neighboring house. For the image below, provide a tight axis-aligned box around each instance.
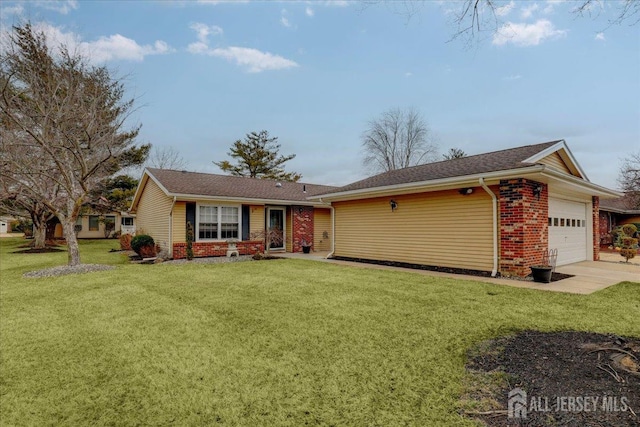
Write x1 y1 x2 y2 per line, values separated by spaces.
599 196 640 246
0 216 13 234
308 140 620 278
47 212 136 239
132 140 620 278
129 169 338 259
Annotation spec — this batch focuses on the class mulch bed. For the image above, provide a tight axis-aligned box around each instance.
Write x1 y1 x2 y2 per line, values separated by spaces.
464 330 639 426
331 257 574 282
13 247 65 254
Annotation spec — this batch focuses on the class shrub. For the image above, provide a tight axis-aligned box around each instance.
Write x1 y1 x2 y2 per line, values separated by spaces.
619 224 638 263
120 233 132 250
131 234 155 256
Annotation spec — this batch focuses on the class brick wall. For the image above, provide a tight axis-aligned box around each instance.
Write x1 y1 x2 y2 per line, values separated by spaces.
592 196 600 261
172 240 264 259
292 206 314 252
499 179 548 277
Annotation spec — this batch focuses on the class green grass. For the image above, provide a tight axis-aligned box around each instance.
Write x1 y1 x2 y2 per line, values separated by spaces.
1 238 638 426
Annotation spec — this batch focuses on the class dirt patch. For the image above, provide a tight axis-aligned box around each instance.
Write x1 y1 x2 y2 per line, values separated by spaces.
463 330 639 426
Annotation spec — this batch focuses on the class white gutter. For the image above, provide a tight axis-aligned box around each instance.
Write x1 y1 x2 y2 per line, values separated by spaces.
479 178 498 277
327 204 335 259
168 196 177 257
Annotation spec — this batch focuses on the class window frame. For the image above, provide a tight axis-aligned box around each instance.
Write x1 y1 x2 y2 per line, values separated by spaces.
195 203 241 241
121 217 134 226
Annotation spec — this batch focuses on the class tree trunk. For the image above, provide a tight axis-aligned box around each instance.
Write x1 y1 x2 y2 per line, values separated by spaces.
32 222 46 249
30 211 48 249
62 219 81 266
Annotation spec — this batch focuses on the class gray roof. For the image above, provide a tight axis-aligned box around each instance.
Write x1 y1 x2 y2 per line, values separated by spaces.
600 195 640 213
146 168 338 203
318 140 562 195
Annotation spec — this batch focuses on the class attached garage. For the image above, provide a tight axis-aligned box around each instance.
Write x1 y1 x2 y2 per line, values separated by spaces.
548 198 589 265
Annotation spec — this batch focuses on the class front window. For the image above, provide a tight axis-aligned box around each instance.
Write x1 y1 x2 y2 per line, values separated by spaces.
89 215 99 231
198 205 239 240
121 217 134 226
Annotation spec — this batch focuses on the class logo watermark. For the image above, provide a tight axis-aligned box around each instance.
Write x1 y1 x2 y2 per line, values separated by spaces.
507 388 630 419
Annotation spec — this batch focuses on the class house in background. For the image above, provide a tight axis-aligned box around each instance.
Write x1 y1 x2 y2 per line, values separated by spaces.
129 168 337 259
47 212 136 239
0 216 14 234
309 140 619 277
598 196 640 246
132 140 620 277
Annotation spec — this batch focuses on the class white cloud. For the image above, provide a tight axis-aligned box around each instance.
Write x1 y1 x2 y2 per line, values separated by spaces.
521 3 539 19
495 1 515 17
1 4 24 16
280 9 294 28
208 47 299 73
321 1 349 7
504 74 523 80
305 6 315 17
493 19 567 46
37 0 78 15
25 22 173 63
595 32 605 41
186 21 297 72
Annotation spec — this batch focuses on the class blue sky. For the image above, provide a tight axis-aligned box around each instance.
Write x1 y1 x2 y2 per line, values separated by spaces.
1 0 638 189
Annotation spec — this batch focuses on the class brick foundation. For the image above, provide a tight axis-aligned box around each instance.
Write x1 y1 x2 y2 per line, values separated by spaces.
592 196 600 261
499 179 548 277
292 206 314 252
172 240 264 259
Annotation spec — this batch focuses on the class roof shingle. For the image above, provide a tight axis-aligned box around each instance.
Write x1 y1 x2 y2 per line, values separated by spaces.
318 140 561 195
146 168 338 203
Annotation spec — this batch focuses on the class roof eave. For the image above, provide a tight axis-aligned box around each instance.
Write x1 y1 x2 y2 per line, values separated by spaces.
162 192 330 207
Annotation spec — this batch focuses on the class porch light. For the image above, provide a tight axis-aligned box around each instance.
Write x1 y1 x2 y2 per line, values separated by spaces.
533 185 543 200
390 199 398 211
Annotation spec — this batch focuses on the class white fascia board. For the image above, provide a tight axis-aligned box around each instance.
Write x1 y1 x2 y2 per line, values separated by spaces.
307 166 546 202
522 140 588 181
541 169 622 198
165 192 330 207
130 169 173 212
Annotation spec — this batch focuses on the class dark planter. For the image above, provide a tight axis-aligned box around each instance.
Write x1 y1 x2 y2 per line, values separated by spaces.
302 245 311 254
531 266 553 283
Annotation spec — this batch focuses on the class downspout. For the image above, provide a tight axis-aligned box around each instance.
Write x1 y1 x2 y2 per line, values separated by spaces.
479 178 498 277
169 196 177 258
320 198 336 259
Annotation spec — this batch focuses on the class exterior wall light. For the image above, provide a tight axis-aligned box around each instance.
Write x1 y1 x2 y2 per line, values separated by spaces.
533 185 543 200
459 188 474 195
390 199 398 211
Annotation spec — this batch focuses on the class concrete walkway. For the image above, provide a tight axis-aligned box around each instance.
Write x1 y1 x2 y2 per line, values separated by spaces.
274 251 639 295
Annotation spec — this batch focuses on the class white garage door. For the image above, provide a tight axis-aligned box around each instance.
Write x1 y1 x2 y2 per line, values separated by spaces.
548 198 588 265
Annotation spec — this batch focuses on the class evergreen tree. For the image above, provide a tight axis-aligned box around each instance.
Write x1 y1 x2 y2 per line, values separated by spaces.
214 130 302 182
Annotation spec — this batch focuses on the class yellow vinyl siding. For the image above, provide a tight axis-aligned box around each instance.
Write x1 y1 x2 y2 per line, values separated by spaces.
249 205 265 238
135 178 173 250
172 202 187 243
314 208 332 251
539 152 572 174
334 189 494 271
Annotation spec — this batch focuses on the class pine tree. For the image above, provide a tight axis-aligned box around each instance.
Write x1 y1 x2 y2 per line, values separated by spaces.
214 130 302 182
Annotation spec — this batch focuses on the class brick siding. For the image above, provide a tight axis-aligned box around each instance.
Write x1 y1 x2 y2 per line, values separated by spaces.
499 179 548 277
292 206 314 252
172 240 264 259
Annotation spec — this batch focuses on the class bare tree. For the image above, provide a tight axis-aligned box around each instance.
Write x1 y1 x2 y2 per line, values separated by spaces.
364 1 639 44
0 23 149 266
361 107 437 173
618 151 640 209
147 146 187 170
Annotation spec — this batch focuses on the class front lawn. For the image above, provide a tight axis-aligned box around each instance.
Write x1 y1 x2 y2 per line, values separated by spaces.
1 238 638 426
